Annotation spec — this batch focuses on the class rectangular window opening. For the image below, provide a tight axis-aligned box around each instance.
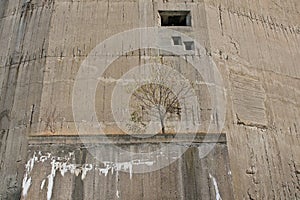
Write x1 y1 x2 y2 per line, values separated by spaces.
172 36 182 45
159 11 191 27
184 41 195 51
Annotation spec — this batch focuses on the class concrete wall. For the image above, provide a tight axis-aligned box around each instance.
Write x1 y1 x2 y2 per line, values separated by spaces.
21 134 233 200
0 0 54 198
204 1 300 199
0 0 299 199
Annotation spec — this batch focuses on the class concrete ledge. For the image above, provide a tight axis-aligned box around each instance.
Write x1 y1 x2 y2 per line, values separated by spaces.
28 133 227 145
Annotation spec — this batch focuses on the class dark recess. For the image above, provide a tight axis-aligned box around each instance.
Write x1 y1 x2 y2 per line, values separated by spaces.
159 11 191 26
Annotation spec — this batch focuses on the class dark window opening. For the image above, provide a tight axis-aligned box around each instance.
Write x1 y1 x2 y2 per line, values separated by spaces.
184 41 194 51
159 11 191 26
172 36 182 45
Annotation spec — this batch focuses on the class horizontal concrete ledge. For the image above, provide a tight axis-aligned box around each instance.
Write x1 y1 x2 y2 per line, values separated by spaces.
28 133 227 145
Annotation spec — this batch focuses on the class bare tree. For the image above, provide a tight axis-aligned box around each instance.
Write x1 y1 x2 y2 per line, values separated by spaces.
131 83 181 134
127 66 192 134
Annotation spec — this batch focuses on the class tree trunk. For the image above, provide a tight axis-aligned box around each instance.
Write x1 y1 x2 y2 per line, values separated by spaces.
158 106 165 134
160 115 165 134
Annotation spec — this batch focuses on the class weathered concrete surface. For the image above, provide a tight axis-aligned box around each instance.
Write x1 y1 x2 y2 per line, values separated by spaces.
0 0 54 199
21 134 233 200
204 1 300 199
0 0 299 199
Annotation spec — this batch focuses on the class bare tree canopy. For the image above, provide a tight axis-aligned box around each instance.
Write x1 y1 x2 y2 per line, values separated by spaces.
127 65 193 134
130 83 181 134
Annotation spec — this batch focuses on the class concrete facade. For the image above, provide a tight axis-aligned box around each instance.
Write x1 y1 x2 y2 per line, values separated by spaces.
0 0 299 199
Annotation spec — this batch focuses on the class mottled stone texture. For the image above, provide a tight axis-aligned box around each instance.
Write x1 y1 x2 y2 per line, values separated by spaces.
0 0 299 199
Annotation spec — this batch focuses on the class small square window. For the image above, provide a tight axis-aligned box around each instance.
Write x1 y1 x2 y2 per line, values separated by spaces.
184 41 194 51
159 11 191 26
172 36 182 45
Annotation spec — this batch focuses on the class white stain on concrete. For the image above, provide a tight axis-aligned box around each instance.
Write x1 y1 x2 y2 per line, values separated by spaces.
47 160 57 200
116 190 120 198
209 173 222 200
22 151 155 199
81 164 93 180
22 176 32 198
22 152 38 198
41 179 46 190
98 160 154 179
21 152 75 199
99 163 111 176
